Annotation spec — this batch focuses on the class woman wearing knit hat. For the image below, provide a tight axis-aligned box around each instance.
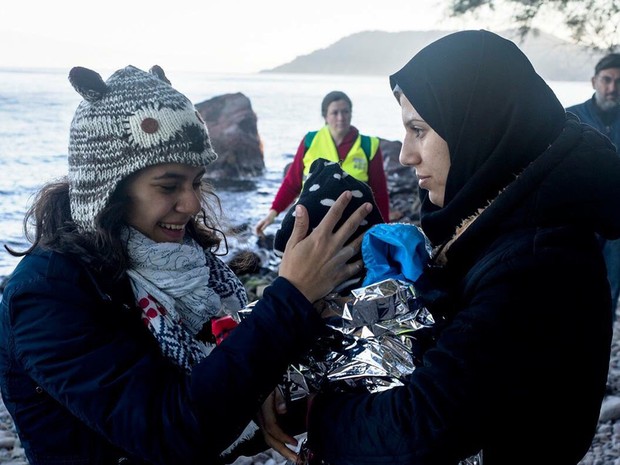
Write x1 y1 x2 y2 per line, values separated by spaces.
294 30 620 465
0 65 372 464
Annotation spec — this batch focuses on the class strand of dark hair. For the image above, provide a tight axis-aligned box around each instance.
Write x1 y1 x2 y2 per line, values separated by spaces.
5 177 227 280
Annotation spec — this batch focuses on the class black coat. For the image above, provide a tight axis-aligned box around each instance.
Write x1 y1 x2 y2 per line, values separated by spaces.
306 118 615 464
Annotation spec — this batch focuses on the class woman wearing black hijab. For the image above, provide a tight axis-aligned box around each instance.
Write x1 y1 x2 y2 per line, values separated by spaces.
302 30 619 465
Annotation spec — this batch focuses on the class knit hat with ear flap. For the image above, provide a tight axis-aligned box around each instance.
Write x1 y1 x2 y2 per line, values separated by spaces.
67 64 218 233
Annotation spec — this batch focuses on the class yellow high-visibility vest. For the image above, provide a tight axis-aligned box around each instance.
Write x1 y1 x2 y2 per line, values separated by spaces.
302 126 379 183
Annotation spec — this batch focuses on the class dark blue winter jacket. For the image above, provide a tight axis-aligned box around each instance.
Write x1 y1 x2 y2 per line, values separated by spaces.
0 248 322 465
567 95 620 151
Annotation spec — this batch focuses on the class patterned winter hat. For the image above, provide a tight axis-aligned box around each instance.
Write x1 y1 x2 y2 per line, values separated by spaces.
68 65 218 233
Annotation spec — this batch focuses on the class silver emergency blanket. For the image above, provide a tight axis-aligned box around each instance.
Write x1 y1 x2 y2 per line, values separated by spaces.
296 277 432 396
238 278 482 465
236 221 483 464
238 277 431 398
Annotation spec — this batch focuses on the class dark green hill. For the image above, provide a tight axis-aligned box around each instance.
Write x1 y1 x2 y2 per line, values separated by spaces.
262 29 599 81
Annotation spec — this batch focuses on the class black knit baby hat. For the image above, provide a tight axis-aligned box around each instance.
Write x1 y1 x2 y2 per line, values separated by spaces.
274 158 384 256
67 65 218 233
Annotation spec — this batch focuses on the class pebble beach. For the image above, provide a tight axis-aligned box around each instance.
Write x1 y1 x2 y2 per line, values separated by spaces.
1 310 619 465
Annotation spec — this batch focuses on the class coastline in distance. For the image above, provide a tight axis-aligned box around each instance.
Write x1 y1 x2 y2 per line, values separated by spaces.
262 29 600 82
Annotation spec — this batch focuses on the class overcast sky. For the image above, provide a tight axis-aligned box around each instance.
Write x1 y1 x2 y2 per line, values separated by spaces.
1 0 566 74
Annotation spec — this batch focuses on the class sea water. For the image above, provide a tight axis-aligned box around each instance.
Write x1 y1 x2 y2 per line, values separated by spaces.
0 66 594 279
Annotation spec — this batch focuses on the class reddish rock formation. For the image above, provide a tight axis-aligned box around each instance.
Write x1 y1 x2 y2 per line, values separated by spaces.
195 93 265 178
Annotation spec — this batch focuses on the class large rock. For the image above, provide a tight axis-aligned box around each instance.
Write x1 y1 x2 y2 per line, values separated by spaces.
380 138 420 224
195 93 265 178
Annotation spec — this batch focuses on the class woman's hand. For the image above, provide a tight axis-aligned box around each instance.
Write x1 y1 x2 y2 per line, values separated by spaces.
257 389 300 463
255 209 278 236
278 191 372 303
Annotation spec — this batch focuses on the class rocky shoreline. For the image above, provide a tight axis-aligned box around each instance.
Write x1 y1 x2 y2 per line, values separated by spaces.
578 308 620 465
1 306 619 464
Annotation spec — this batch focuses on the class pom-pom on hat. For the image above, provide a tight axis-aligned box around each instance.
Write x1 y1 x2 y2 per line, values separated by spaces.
67 65 218 233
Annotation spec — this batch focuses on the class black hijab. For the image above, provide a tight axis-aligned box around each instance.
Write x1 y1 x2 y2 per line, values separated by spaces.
389 30 565 246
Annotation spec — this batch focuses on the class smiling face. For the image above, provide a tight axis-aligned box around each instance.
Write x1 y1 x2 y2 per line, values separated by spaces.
398 93 451 208
123 163 206 243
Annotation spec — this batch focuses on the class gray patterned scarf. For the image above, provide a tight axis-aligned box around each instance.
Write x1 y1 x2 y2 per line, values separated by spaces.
123 227 248 372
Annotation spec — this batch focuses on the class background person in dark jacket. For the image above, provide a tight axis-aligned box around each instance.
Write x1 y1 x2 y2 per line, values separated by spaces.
0 65 371 465
295 30 618 465
566 53 620 321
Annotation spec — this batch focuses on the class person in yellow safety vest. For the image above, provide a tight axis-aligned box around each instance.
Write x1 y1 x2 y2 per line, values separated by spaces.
254 90 390 237
302 125 378 182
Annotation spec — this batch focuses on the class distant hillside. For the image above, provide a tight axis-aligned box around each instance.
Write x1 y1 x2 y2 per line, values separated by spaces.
262 29 600 81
